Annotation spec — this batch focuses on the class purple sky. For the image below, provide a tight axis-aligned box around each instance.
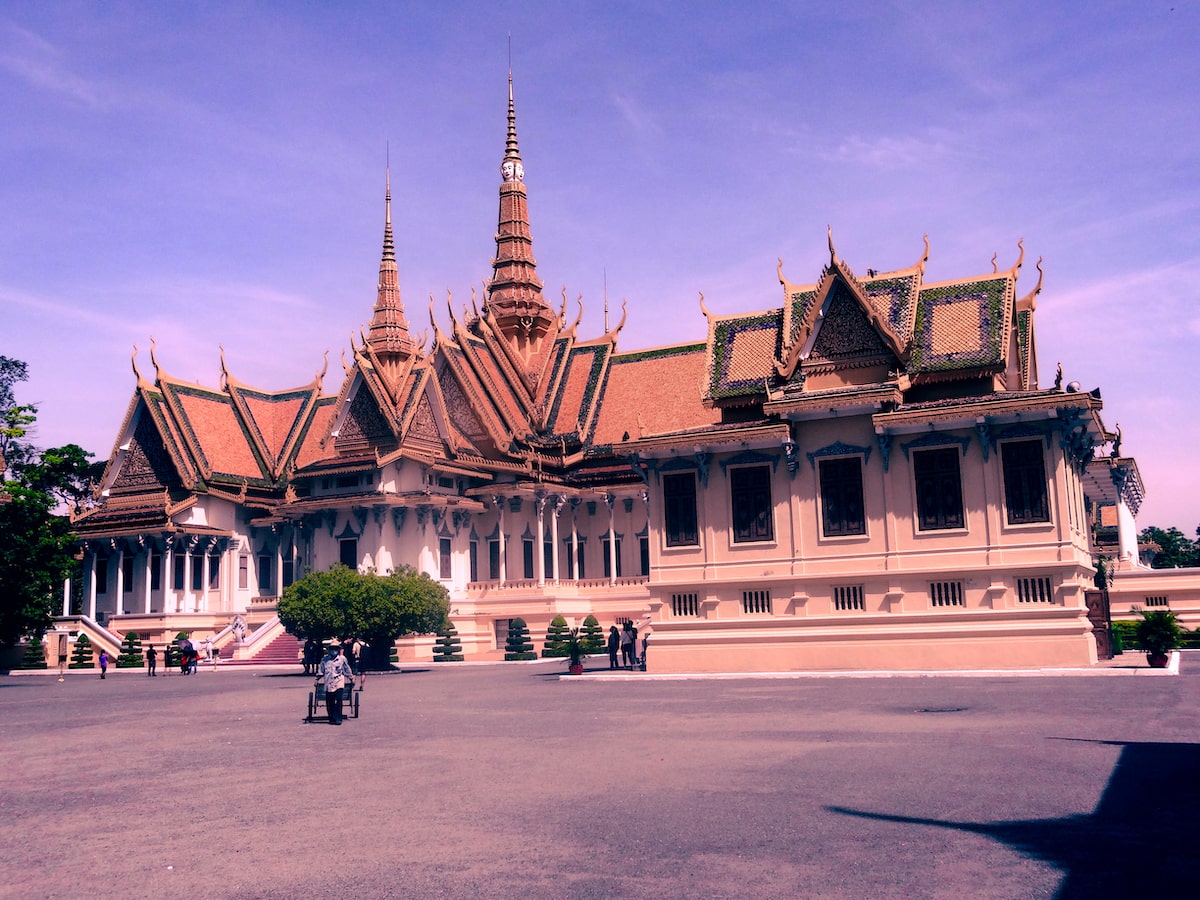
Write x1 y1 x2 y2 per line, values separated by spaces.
4 2 1199 531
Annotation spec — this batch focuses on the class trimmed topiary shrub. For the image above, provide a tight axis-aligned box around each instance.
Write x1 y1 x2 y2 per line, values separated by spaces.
116 631 144 668
69 633 94 669
19 636 48 669
433 621 464 662
580 614 605 655
541 615 570 658
504 617 536 661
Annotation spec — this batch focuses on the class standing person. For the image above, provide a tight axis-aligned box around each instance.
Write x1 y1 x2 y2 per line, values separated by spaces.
146 644 157 676
629 623 639 668
98 650 108 679
607 626 621 669
302 638 317 675
319 644 353 725
620 622 634 669
353 637 368 690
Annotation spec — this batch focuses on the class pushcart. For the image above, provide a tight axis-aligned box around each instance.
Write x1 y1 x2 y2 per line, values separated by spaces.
305 680 360 722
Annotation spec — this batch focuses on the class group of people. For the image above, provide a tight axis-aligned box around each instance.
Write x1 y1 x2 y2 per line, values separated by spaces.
608 621 647 670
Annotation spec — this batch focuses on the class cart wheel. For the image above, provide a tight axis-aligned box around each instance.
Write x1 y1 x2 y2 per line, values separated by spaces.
307 691 315 722
352 692 360 718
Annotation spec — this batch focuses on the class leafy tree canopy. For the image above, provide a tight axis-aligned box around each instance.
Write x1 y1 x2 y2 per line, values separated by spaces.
0 357 97 647
278 564 449 647
1138 525 1200 569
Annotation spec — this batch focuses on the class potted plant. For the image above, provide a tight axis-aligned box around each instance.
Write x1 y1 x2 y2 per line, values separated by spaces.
566 627 586 675
1135 608 1186 668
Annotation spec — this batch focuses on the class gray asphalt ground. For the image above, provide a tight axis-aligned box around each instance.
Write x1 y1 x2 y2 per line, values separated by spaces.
3 655 1198 899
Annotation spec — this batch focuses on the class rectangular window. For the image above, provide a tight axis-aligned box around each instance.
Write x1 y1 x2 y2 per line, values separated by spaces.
150 554 162 591
1002 440 1050 524
1145 595 1170 608
639 536 650 576
663 472 699 546
282 550 295 589
671 592 699 616
833 585 865 611
122 556 134 593
602 537 622 578
930 581 964 607
742 589 771 614
173 555 185 591
439 537 452 580
731 466 774 543
339 539 358 569
819 457 866 537
238 554 249 590
488 540 500 580
96 558 108 594
522 539 535 580
544 541 554 581
191 555 204 592
257 555 273 591
209 555 220 589
1015 577 1054 603
576 542 585 580
914 448 964 531
493 618 511 650
469 541 479 583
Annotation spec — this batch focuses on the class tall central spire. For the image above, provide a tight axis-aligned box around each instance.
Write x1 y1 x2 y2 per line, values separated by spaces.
366 164 415 360
486 69 554 356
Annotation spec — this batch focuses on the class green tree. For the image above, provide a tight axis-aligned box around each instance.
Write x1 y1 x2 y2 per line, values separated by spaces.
69 633 94 668
504 617 536 661
432 620 464 662
541 614 570 657
0 357 97 648
116 631 144 668
580 614 605 654
1138 526 1200 569
278 564 449 670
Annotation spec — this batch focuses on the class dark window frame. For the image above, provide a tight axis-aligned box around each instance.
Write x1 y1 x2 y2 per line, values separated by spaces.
819 456 866 537
730 465 774 543
1001 439 1050 525
663 471 699 547
913 447 965 531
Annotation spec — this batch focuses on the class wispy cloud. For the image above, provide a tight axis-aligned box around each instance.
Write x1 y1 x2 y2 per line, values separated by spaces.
0 21 106 108
610 90 664 140
823 132 953 169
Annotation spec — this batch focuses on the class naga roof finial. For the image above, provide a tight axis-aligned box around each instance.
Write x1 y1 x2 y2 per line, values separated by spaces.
827 225 837 265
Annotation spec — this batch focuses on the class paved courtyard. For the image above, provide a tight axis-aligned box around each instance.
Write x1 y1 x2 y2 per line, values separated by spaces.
2 655 1198 899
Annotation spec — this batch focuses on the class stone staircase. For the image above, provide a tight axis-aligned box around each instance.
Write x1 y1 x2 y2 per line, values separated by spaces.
220 631 303 667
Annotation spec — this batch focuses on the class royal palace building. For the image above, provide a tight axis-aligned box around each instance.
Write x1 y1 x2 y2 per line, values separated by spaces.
59 75 1153 672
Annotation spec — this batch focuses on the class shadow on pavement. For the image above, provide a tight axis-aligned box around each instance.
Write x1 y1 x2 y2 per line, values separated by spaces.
829 740 1200 897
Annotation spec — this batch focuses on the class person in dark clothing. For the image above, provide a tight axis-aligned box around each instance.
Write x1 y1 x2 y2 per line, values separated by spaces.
607 626 621 669
146 645 157 676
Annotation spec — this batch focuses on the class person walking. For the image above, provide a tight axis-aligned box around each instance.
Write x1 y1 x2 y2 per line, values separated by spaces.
620 622 634 669
319 644 353 725
146 644 157 676
607 625 621 670
98 650 108 679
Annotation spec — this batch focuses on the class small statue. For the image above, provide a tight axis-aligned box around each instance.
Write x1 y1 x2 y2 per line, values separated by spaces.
1111 423 1122 458
1053 361 1064 391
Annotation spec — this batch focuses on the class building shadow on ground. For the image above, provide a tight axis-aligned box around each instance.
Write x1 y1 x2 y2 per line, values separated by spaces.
829 740 1199 897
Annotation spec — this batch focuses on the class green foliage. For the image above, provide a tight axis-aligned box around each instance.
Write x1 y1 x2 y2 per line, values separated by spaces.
1134 609 1187 656
116 631 144 667
69 633 94 668
565 627 586 666
0 356 97 648
279 564 449 649
19 635 48 669
541 614 570 658
1138 526 1200 569
432 620 464 662
580 614 605 654
504 617 536 661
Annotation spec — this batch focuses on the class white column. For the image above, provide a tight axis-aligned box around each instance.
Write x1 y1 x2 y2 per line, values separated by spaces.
164 540 174 613
606 493 617 586
184 551 193 612
550 496 562 584
275 540 284 597
201 549 211 613
87 551 97 620
115 546 125 616
143 548 153 614
535 495 546 588
62 578 71 616
496 497 507 587
571 503 580 582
